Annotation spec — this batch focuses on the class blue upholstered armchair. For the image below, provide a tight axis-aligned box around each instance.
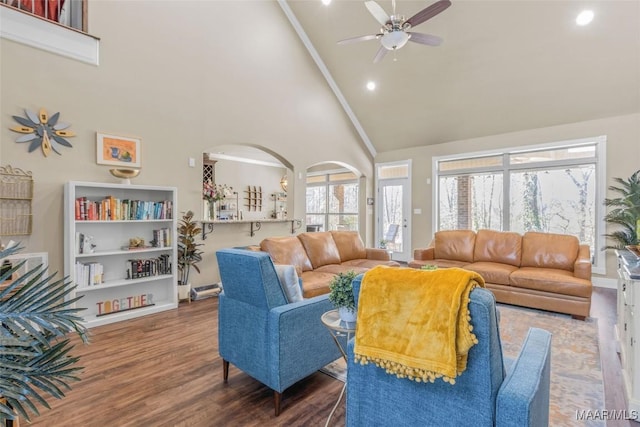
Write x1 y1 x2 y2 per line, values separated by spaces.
216 248 341 416
347 275 552 427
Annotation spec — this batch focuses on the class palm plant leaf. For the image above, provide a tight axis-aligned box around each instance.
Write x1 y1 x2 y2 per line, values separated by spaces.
603 169 640 250
0 246 88 422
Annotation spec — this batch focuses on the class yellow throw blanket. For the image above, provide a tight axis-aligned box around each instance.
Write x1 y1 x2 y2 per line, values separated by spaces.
354 266 485 385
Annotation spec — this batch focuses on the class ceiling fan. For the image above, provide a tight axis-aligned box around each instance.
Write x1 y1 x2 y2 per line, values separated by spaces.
338 0 451 63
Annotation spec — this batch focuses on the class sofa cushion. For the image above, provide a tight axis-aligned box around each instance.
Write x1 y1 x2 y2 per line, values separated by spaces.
299 271 338 298
473 229 522 267
464 261 518 286
430 259 470 268
434 230 476 263
330 231 367 262
274 264 303 303
509 267 592 298
342 259 401 269
521 232 579 271
260 236 313 272
315 264 369 275
298 232 342 269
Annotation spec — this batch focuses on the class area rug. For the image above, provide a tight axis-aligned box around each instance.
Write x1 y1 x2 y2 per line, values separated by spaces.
320 304 605 426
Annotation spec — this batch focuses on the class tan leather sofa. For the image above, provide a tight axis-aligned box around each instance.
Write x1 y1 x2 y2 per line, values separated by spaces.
409 229 592 319
260 231 400 298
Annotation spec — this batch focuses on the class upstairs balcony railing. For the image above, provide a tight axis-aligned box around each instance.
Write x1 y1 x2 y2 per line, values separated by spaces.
1 0 86 32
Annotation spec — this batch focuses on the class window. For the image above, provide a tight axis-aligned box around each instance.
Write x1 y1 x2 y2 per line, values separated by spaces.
434 137 606 273
306 171 359 232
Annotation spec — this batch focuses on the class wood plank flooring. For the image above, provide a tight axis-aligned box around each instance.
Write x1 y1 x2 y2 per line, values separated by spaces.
25 287 631 426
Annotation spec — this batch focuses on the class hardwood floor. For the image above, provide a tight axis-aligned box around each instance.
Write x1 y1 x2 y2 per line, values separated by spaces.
26 288 631 426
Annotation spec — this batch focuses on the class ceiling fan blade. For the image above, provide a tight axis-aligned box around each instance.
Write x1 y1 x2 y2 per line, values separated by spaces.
373 45 388 63
338 34 380 45
365 1 390 26
407 32 443 46
406 0 451 28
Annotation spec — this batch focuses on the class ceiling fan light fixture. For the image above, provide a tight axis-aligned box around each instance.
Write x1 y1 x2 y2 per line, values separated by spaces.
381 31 409 50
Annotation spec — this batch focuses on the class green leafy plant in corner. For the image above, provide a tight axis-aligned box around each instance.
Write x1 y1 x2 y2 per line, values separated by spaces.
0 245 88 422
177 210 203 285
328 270 358 311
603 169 640 250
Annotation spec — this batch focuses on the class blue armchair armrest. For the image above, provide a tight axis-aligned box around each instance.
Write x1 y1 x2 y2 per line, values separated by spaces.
268 294 342 391
496 327 552 427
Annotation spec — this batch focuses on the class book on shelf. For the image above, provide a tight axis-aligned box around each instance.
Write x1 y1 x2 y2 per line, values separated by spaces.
151 227 171 247
75 196 173 221
126 254 172 280
75 261 104 287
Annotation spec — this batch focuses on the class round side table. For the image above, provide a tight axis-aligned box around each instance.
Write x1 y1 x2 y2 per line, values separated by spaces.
321 309 356 426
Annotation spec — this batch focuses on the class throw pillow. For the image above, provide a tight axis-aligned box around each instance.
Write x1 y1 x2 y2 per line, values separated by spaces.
274 264 303 303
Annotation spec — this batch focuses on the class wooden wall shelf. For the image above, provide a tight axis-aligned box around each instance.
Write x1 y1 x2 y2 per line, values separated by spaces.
243 186 262 212
200 219 302 239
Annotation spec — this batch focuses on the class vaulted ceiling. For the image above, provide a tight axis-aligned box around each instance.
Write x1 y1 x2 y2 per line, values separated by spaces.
284 0 640 155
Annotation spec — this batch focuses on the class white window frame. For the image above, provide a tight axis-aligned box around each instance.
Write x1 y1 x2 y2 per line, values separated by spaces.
306 169 359 232
432 136 607 275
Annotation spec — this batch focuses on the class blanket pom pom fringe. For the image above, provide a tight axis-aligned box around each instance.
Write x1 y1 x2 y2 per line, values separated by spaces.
354 354 458 385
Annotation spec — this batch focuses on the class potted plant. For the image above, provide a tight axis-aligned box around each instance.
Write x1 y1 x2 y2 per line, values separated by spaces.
604 169 640 250
177 210 203 301
328 270 358 323
0 245 88 423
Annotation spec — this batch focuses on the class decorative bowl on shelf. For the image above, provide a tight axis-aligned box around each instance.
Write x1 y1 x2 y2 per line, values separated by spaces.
109 168 140 184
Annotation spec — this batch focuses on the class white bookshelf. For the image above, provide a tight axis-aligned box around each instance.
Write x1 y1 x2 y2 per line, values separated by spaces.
64 181 178 328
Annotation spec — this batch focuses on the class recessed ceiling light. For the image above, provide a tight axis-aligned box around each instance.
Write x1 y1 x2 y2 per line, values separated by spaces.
576 10 594 26
366 81 376 91
322 0 332 5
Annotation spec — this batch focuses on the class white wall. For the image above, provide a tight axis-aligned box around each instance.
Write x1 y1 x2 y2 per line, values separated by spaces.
0 1 374 286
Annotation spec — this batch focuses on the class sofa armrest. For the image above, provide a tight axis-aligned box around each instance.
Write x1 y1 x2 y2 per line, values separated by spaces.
413 247 435 261
496 327 552 427
267 295 342 390
366 248 392 261
574 244 592 280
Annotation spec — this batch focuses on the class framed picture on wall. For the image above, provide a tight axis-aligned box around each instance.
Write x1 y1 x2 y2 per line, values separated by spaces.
96 133 141 168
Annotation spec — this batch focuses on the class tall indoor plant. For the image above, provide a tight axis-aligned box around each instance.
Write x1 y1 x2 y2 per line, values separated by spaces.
0 245 87 423
604 169 640 250
328 270 358 322
177 210 203 298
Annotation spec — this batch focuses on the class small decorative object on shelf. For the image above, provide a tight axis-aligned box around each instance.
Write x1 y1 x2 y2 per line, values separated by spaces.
204 181 235 220
0 165 34 236
109 168 140 185
95 293 155 316
10 107 75 157
328 270 358 323
244 185 263 212
271 192 287 219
